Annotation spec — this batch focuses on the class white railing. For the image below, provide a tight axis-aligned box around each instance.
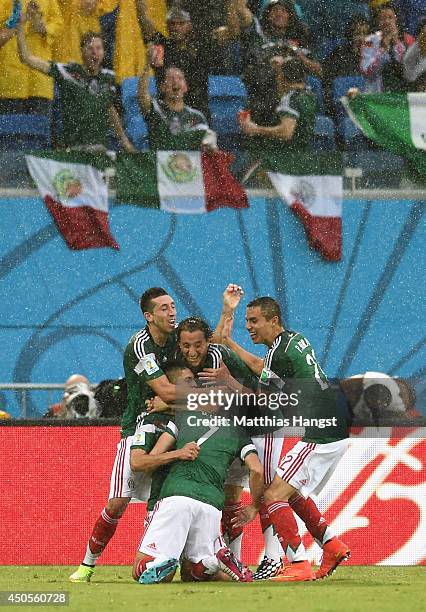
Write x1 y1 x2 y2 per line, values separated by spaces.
0 383 98 418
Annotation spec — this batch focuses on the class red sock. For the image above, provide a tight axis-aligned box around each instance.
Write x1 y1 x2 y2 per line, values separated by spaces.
135 555 155 579
259 500 273 534
289 494 330 545
266 501 302 557
222 502 243 541
89 508 120 554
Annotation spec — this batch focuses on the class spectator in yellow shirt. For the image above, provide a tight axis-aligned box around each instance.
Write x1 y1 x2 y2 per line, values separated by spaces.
0 0 63 114
0 0 21 49
53 0 118 64
113 0 167 83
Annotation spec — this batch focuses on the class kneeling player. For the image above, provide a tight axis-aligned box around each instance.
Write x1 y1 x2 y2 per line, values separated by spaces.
132 364 264 584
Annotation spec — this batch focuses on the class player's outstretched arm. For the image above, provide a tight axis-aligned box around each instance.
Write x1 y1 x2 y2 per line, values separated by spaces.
222 316 264 376
211 283 244 343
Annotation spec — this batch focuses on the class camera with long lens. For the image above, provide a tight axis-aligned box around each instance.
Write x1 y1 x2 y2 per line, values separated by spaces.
64 382 101 418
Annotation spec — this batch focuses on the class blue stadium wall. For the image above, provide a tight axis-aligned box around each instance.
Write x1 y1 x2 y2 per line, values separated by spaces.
1 196 425 416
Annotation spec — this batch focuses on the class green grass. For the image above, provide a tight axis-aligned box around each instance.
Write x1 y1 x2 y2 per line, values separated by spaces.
0 567 425 612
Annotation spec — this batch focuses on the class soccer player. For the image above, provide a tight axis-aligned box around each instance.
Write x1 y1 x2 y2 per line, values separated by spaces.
130 360 201 534
132 363 264 584
70 287 179 583
215 286 287 579
223 291 350 582
175 316 258 560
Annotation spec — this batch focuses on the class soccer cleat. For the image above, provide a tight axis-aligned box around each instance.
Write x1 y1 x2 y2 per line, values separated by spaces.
69 564 94 583
253 555 282 580
315 537 351 579
270 560 314 582
216 547 253 582
138 557 178 584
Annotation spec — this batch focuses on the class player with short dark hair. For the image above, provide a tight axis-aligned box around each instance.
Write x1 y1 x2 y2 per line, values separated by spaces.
70 287 179 583
132 364 263 584
222 286 350 582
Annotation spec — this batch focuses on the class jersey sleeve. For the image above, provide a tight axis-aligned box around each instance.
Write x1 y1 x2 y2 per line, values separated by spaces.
165 420 179 440
239 437 258 462
221 346 258 390
131 422 158 450
131 341 166 385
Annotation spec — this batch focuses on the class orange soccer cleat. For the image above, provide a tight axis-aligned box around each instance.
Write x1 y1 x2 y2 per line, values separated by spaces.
270 560 314 582
315 537 351 579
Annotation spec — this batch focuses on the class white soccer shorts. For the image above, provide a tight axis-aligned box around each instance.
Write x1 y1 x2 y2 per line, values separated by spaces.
108 436 152 502
139 496 222 563
276 438 349 498
224 428 285 488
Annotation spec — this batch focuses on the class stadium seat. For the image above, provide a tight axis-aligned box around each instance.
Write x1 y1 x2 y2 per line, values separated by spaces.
312 115 336 151
126 115 149 150
121 76 157 124
314 38 342 61
307 76 325 114
332 75 365 125
208 75 247 141
341 117 368 150
0 113 51 150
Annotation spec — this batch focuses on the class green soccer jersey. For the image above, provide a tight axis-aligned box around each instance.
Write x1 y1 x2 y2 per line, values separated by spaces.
260 330 348 443
130 411 175 512
275 88 317 150
145 98 209 150
183 343 258 391
160 415 257 510
121 326 177 438
48 62 118 148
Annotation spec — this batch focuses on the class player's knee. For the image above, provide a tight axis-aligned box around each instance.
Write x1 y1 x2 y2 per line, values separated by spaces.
106 497 129 519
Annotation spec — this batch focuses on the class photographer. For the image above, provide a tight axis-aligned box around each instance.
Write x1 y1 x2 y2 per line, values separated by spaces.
44 374 101 419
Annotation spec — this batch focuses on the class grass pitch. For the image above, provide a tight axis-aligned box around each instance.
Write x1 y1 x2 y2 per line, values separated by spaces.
0 566 424 612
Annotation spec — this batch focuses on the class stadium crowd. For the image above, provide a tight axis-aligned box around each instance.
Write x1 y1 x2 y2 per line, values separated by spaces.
0 0 425 153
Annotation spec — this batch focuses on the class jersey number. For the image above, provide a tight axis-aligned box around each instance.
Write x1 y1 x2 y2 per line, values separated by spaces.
306 351 328 390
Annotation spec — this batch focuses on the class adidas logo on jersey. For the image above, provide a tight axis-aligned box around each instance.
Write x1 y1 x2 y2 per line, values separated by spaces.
146 542 157 550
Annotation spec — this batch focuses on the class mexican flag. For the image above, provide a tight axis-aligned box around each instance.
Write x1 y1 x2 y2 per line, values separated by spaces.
26 152 119 250
116 150 248 213
265 153 343 262
342 92 426 178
